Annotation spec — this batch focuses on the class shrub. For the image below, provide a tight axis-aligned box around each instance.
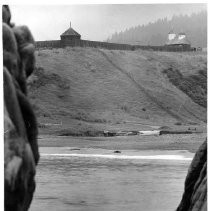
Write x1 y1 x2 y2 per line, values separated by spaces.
175 122 182 126
162 67 207 108
120 105 129 112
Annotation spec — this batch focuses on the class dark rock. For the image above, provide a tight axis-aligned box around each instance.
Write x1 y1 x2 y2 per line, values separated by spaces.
114 150 121 154
176 140 207 211
2 5 11 25
4 5 39 211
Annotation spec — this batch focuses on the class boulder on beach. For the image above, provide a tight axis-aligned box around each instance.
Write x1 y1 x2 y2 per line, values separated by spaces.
114 150 121 154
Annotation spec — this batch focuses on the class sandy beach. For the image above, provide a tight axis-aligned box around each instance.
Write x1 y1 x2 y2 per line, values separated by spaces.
38 133 206 153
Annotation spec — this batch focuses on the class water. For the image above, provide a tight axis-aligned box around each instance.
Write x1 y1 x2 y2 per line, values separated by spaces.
30 147 193 211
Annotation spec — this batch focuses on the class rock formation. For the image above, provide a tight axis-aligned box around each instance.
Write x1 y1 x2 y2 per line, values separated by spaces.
176 140 207 211
3 5 39 211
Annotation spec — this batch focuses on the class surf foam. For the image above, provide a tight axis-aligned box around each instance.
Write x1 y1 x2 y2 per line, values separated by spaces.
41 153 192 161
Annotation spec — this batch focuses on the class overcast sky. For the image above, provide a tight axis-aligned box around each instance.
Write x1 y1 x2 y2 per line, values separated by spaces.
10 4 206 41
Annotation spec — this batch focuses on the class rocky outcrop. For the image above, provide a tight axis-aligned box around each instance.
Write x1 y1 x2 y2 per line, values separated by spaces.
176 140 207 211
3 5 39 211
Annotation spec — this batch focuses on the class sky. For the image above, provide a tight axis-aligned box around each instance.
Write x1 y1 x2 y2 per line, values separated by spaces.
9 4 207 41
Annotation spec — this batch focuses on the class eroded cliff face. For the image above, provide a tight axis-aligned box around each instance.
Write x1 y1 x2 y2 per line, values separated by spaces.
3 5 39 211
177 140 207 211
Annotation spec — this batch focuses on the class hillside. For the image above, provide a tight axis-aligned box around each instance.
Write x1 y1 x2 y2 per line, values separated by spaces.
107 11 207 48
28 47 207 135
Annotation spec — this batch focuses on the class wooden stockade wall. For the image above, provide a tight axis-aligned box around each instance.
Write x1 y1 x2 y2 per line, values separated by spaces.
35 40 133 50
35 40 61 48
35 39 193 52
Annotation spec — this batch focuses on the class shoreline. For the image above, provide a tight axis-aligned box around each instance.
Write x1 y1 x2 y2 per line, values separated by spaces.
38 133 206 153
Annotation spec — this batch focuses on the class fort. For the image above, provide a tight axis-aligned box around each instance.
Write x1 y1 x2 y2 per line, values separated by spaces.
35 23 195 52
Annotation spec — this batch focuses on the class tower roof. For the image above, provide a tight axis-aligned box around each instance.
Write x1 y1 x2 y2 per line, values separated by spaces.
178 32 186 35
61 26 81 37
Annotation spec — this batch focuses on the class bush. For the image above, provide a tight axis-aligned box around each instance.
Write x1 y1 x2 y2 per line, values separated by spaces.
175 122 182 126
120 105 129 112
162 67 207 108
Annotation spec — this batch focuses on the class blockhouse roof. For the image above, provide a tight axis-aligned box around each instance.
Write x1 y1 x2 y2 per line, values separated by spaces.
61 27 81 37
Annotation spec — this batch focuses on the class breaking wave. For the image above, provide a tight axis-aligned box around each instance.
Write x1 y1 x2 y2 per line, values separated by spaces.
41 153 192 161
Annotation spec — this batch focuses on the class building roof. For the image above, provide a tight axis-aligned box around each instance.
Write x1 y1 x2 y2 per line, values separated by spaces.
60 27 81 37
168 30 175 34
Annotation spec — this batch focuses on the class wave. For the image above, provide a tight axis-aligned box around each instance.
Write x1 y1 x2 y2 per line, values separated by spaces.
41 153 192 161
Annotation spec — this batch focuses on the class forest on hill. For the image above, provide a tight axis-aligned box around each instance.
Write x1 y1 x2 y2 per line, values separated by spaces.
107 11 207 48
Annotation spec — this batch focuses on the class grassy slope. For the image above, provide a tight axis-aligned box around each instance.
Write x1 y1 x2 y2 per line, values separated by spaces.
28 47 207 135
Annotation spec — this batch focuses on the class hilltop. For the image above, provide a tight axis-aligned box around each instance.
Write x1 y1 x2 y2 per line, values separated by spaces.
28 47 207 135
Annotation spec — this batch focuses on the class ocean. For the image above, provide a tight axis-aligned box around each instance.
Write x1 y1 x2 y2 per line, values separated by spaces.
30 146 193 211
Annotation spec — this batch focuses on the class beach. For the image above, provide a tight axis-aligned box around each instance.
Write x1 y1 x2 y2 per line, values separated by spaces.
30 134 205 211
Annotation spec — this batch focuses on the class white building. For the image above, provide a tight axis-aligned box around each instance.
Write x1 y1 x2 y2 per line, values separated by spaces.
168 30 176 41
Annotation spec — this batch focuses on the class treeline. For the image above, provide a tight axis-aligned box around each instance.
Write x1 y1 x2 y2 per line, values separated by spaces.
107 11 207 48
